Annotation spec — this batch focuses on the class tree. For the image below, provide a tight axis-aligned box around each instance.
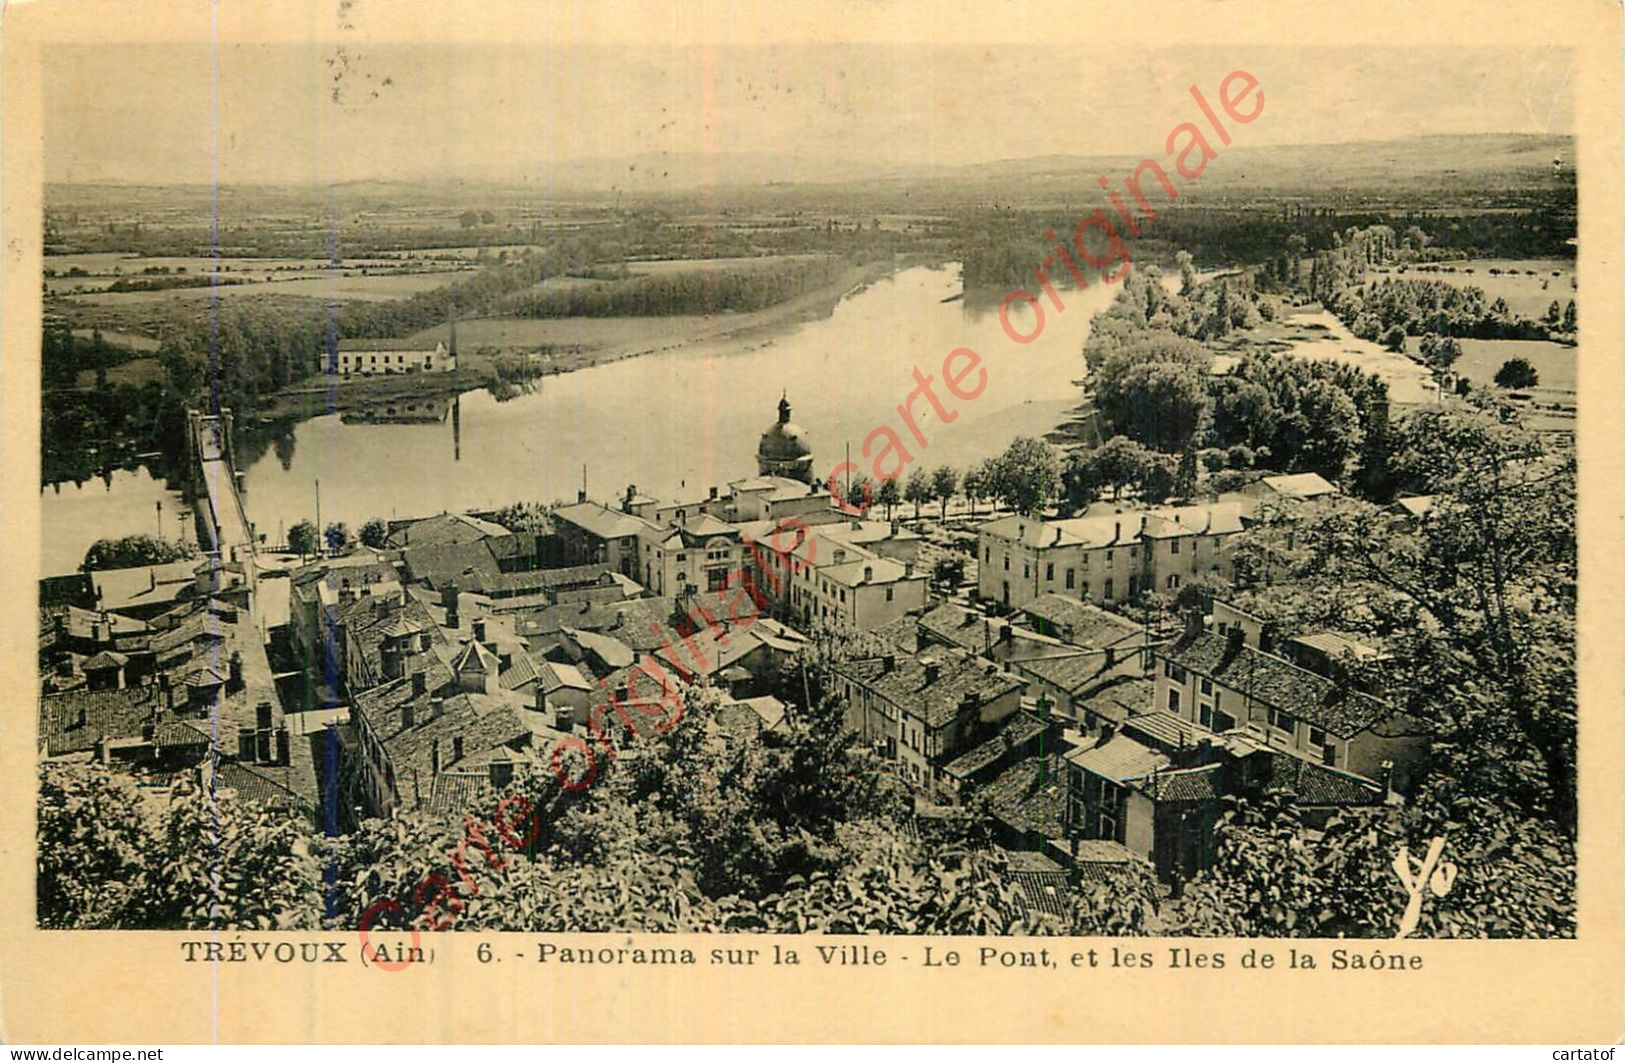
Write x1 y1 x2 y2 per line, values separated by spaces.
874 476 902 520
358 518 390 549
1561 300 1577 333
932 555 966 588
287 519 318 558
37 764 155 929
81 534 196 572
1174 249 1196 294
961 458 994 517
1381 324 1408 353
1419 332 1462 379
1542 300 1562 328
987 437 1061 516
903 467 932 521
1494 358 1539 389
930 465 958 521
1231 399 1575 836
324 522 351 555
1095 333 1212 454
1067 436 1155 509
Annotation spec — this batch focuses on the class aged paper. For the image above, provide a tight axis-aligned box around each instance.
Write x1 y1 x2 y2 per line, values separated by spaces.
2 0 1621 1044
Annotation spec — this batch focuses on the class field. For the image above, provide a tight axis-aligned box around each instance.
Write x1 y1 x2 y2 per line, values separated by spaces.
69 328 159 352
1227 308 1439 405
75 357 163 389
624 253 830 274
1369 258 1575 319
61 269 475 304
1450 338 1578 394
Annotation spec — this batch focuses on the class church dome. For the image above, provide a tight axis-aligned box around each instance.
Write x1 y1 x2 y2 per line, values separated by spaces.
757 394 814 482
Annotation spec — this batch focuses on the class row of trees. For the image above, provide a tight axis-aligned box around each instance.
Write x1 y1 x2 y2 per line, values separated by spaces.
498 256 848 319
1335 278 1570 344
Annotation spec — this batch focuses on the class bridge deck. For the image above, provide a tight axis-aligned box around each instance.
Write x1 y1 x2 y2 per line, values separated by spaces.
194 416 255 558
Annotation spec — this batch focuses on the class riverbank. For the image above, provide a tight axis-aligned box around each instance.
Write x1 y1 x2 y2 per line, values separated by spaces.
254 257 905 424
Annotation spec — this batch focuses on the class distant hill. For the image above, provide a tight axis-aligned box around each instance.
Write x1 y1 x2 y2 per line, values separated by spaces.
47 133 1573 210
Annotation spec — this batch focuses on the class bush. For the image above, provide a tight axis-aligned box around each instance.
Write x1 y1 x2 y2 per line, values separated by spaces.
1494 357 1539 389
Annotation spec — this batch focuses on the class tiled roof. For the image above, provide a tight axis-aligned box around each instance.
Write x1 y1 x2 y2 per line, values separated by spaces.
451 638 501 675
1069 839 1148 883
1164 631 1392 736
981 757 1067 840
834 652 1023 729
552 502 657 541
535 659 592 693
498 652 542 691
1123 710 1216 751
941 711 1048 780
1064 734 1171 783
999 849 1072 918
391 512 510 548
1261 753 1385 806
1019 595 1143 649
978 515 1088 549
1139 501 1248 540
1261 472 1339 498
38 686 162 755
1078 676 1157 726
1138 763 1222 802
918 602 1000 653
214 761 299 809
82 650 129 671
351 661 530 799
560 627 635 672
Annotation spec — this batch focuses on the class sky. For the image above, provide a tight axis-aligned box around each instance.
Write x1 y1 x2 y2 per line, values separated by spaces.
44 43 1575 186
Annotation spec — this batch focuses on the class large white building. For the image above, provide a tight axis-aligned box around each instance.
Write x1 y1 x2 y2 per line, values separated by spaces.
324 337 456 377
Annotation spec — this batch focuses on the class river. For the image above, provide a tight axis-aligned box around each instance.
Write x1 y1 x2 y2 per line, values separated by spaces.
40 263 1122 575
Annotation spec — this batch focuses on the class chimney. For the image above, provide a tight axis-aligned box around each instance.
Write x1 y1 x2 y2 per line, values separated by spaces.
882 653 896 671
489 758 514 790
149 569 157 591
1226 625 1246 655
1104 645 1117 667
891 518 900 536
472 617 488 644
1183 607 1205 642
1053 527 1062 545
833 548 847 564
402 701 416 728
1000 621 1013 642
90 620 103 643
709 486 718 500
1097 721 1117 746
430 740 440 774
923 660 941 685
577 489 588 504
412 671 427 696
1113 520 1121 543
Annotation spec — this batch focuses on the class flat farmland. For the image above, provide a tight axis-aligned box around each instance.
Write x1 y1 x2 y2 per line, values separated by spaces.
624 253 830 274
1450 338 1578 394
1371 258 1575 319
62 269 474 304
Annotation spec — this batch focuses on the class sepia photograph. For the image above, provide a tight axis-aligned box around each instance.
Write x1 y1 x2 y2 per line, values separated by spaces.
5 0 1622 1046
